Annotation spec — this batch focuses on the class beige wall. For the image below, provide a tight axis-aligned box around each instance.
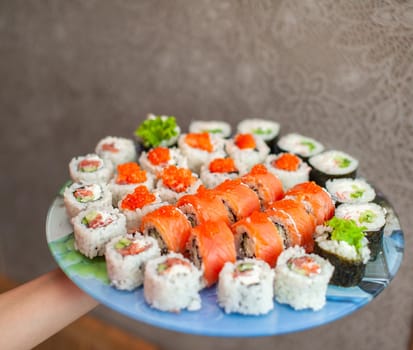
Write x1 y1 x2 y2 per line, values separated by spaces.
1 1 412 349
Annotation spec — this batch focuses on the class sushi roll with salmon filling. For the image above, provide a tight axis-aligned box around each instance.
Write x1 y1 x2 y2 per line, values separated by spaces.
108 162 154 207
309 150 359 187
69 154 114 185
274 246 334 311
144 253 203 312
63 182 112 218
139 146 188 176
140 205 192 255
225 133 270 174
325 178 376 205
314 217 370 287
237 118 280 153
335 203 386 261
265 153 311 191
134 114 181 149
118 185 163 233
240 164 284 209
276 133 324 161
155 165 202 204
189 120 232 138
200 157 240 189
105 233 161 291
232 211 284 268
95 136 137 167
178 132 227 173
72 207 127 259
185 220 236 287
217 259 275 315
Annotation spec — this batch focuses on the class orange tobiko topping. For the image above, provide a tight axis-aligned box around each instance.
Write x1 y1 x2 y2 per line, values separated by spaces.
249 163 269 175
272 153 301 171
160 165 196 192
147 147 171 165
235 133 256 149
209 158 238 173
116 162 147 184
185 132 213 152
120 186 156 210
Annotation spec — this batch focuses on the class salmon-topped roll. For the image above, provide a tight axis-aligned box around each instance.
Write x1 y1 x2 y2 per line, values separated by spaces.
266 199 317 253
232 211 284 267
241 164 284 209
140 205 192 254
284 181 335 225
176 186 230 227
213 179 261 224
186 220 236 287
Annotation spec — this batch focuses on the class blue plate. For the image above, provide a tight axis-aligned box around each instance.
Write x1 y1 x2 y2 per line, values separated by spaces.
46 193 403 337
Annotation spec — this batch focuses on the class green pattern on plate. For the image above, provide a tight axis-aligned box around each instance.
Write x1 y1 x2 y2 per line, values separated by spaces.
49 234 109 284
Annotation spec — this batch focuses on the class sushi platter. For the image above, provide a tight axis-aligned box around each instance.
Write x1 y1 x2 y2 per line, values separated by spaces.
46 116 404 336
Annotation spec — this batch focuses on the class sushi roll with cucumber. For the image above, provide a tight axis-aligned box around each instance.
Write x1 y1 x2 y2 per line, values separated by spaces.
217 259 275 315
143 252 203 312
276 133 324 161
139 146 188 175
265 152 311 191
189 120 232 138
72 207 127 259
69 153 114 185
325 178 376 205
95 136 137 166
63 182 112 218
314 217 370 287
237 118 280 152
309 150 359 187
105 233 161 291
335 203 386 261
200 157 240 189
274 246 334 311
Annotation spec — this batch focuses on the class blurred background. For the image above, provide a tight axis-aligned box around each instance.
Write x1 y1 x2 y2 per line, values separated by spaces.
1 1 412 349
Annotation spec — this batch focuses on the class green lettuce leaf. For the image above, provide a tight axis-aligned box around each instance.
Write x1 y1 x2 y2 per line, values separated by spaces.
327 217 366 251
135 115 179 148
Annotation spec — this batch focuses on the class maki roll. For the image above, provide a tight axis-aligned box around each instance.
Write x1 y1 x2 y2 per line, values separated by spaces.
265 152 311 191
118 185 163 233
232 211 284 267
274 246 334 311
155 165 202 204
72 207 127 259
139 146 188 175
217 259 275 315
237 118 280 152
325 178 376 205
105 233 161 291
314 217 370 287
189 120 232 138
134 114 181 149
63 182 112 218
200 157 240 189
144 252 203 312
95 136 137 166
185 220 236 287
108 162 154 206
69 153 114 185
178 132 226 173
225 133 270 173
140 205 192 254
335 203 386 261
276 133 324 161
309 150 359 187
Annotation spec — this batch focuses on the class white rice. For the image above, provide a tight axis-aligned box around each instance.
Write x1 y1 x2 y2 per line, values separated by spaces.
325 178 376 204
189 120 232 138
277 133 324 158
237 119 280 142
309 150 358 176
155 173 203 204
69 153 114 184
199 159 240 189
335 203 386 232
95 136 137 166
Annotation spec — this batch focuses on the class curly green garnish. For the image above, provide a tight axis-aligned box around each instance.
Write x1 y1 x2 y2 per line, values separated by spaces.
327 217 366 251
135 115 179 148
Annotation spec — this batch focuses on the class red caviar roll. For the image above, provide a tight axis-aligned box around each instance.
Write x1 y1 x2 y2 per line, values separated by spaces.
266 199 317 253
284 181 335 225
241 164 284 208
176 186 231 227
232 211 284 267
140 205 192 254
213 179 261 223
186 220 236 287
